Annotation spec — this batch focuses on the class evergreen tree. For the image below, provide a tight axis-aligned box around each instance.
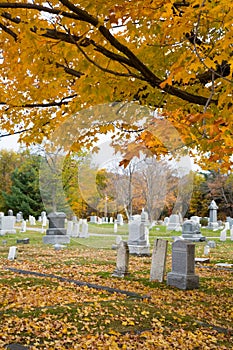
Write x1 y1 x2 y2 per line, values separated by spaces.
3 153 45 218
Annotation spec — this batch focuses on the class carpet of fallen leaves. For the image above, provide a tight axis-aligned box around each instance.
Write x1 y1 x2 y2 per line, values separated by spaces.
0 239 232 349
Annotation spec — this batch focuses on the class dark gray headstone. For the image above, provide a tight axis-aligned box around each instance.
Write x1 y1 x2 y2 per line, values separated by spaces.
167 240 199 290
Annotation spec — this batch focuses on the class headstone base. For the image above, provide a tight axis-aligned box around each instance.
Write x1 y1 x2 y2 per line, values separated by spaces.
46 228 67 235
182 234 206 242
167 272 199 290
0 229 16 236
43 235 70 244
128 245 150 256
112 269 129 278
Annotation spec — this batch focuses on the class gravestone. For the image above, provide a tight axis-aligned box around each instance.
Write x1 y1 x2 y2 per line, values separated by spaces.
109 217 113 224
71 222 80 237
190 216 200 224
208 200 219 229
8 246 17 260
224 222 230 231
127 220 150 255
226 217 233 229
112 241 129 277
16 212 23 222
66 220 73 236
29 215 36 225
114 220 118 233
204 244 210 255
117 213 124 226
141 208 149 225
79 220 89 238
207 240 216 248
90 216 97 223
230 228 233 241
8 209 13 216
220 229 227 241
150 239 168 282
20 220 27 232
164 217 169 226
167 240 199 290
167 214 181 231
0 216 16 235
182 220 206 241
43 212 70 244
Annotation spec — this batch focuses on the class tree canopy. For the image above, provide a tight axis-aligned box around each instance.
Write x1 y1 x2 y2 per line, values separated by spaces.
0 0 232 171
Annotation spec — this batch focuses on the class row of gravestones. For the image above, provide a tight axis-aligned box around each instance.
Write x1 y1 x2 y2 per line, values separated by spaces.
112 239 199 290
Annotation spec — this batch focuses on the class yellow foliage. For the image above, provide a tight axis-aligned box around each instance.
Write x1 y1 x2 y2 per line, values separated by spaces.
0 0 233 171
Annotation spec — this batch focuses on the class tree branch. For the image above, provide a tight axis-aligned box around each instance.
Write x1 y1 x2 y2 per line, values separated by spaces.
0 21 17 40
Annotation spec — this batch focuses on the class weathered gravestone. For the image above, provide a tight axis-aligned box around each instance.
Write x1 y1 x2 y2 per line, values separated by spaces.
220 229 227 241
66 220 73 236
182 220 206 242
72 222 80 237
112 241 129 277
117 213 124 226
167 214 181 231
150 239 168 282
128 220 150 255
8 209 13 216
167 240 199 290
79 219 89 238
43 212 70 244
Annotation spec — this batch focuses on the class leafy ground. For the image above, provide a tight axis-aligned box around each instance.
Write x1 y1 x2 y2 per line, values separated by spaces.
0 224 232 349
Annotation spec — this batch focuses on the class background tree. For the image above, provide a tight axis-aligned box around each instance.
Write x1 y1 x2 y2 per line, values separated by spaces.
0 1 232 171
2 152 45 218
0 149 21 212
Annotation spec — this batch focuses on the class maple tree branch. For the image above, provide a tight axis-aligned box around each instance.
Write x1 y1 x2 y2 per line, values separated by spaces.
0 2 82 20
0 94 78 110
0 21 17 40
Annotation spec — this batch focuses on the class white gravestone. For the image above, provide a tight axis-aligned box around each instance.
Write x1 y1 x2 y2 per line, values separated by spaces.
117 214 124 226
72 222 80 237
230 228 233 241
167 214 181 231
150 239 168 282
114 220 118 233
220 229 227 241
0 216 16 235
8 246 17 260
79 221 89 238
20 220 27 232
128 221 150 255
67 220 73 236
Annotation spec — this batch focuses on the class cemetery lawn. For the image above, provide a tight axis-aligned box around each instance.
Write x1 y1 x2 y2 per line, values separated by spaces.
0 226 232 349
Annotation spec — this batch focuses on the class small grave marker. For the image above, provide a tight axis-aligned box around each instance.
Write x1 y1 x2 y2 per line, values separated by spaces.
8 246 17 260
